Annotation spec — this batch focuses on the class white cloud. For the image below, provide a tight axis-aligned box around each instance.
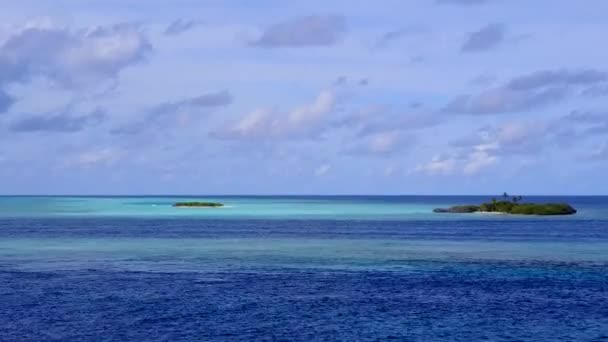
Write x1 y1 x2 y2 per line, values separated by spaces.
415 119 553 177
453 120 547 156
112 91 233 135
214 89 337 140
346 130 412 156
413 142 498 176
443 69 608 115
0 22 151 87
314 163 331 176
368 131 401 154
67 148 124 169
463 146 498 174
412 155 457 175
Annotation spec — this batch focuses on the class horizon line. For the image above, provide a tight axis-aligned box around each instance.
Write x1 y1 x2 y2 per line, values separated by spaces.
1 194 607 197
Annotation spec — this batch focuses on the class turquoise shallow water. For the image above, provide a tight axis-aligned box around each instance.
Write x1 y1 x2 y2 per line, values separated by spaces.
1 196 608 340
0 196 442 219
1 195 605 219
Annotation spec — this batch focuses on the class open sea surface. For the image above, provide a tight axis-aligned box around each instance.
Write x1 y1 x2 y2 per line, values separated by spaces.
1 196 607 341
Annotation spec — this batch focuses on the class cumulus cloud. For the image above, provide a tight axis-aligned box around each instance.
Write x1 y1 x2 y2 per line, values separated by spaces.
113 91 233 135
10 108 106 133
327 102 439 142
414 119 559 176
443 69 608 115
345 130 413 156
331 105 439 156
462 145 498 174
461 23 506 52
412 155 457 175
0 22 151 87
71 148 124 168
213 90 336 140
454 112 608 160
459 121 547 155
164 19 201 36
250 14 346 48
365 131 408 155
413 144 498 176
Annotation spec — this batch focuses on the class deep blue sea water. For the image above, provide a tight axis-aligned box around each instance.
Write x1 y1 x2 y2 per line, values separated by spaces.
1 196 608 341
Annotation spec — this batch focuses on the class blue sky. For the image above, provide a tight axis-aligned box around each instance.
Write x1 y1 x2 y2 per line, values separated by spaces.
1 0 607 195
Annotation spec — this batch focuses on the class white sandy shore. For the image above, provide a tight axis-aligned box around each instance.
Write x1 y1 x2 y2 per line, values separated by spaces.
473 211 509 215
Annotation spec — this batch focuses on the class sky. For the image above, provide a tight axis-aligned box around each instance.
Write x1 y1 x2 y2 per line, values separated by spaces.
1 0 607 195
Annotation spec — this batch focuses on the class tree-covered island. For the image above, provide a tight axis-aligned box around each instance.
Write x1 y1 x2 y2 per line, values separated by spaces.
173 202 224 208
433 193 576 215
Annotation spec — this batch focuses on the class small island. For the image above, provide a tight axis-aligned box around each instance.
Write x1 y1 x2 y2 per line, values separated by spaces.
433 193 577 216
173 202 224 208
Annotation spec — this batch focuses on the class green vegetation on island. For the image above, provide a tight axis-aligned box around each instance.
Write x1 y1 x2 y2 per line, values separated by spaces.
433 205 480 213
173 202 224 208
433 193 577 216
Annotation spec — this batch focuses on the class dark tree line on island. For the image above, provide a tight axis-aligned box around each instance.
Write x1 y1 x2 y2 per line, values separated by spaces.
173 202 224 207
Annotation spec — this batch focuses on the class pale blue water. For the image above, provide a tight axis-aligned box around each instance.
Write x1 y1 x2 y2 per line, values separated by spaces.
1 196 607 341
0 195 605 220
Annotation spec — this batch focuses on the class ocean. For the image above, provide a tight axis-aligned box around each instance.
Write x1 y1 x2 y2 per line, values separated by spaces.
1 196 607 341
